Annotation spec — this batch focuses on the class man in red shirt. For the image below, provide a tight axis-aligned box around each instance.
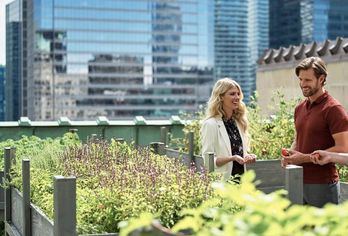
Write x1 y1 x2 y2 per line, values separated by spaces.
282 57 348 207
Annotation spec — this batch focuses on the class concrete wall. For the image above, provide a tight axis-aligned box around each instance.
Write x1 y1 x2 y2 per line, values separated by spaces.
257 60 348 115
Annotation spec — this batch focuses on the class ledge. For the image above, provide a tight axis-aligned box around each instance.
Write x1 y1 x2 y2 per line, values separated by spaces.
18 117 31 126
134 116 146 125
96 116 110 125
58 117 72 126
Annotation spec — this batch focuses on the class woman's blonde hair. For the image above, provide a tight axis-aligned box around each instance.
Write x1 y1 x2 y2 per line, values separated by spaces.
205 78 249 133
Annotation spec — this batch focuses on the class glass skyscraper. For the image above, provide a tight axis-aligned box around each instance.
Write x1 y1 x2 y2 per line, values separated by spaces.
214 1 251 102
249 0 269 96
6 0 269 120
214 0 269 103
270 0 348 49
6 0 214 120
5 0 22 121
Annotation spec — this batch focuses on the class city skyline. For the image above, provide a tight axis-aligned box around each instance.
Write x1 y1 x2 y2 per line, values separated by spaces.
6 0 217 120
5 0 348 122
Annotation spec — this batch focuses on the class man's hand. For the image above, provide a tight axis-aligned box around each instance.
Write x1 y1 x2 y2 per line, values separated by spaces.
281 158 290 168
310 150 332 165
281 149 309 167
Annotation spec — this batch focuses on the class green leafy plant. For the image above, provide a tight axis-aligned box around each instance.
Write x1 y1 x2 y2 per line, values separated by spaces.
120 171 348 235
248 91 298 159
8 136 216 234
169 106 205 155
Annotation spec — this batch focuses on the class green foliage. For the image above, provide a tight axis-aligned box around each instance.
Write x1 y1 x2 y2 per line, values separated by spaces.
7 136 215 234
118 213 155 236
337 165 348 182
0 132 80 169
248 91 298 159
169 107 204 155
120 171 348 235
63 140 214 233
10 133 81 219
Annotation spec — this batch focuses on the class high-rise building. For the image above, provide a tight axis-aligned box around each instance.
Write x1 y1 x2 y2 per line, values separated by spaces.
0 65 5 121
6 0 214 120
249 0 269 96
270 0 348 49
5 0 22 121
214 0 269 103
6 0 269 120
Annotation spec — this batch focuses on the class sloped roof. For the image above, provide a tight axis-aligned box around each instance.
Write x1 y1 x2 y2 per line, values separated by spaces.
258 37 348 66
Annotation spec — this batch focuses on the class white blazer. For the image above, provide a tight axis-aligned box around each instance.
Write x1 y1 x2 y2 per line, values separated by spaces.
201 117 249 180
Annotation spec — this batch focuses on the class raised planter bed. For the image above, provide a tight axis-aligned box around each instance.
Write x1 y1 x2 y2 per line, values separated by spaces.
1 138 348 236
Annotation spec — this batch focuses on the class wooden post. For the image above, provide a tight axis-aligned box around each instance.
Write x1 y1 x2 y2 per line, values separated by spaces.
10 147 16 165
4 147 13 223
208 152 215 173
188 132 194 165
54 176 77 236
135 127 139 147
150 142 165 155
285 165 303 205
160 127 168 146
22 159 31 236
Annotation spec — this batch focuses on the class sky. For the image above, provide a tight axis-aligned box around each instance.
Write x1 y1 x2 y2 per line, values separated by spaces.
0 0 14 65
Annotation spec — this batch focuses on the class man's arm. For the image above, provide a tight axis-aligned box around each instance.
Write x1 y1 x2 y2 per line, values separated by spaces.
282 150 311 165
284 131 348 165
325 131 348 153
290 132 297 150
311 150 348 166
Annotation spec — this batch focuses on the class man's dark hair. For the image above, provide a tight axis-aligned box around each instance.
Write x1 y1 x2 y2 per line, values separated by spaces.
295 57 328 85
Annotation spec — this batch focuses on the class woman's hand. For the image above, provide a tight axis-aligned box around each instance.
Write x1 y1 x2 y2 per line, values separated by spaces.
244 154 257 164
232 155 245 165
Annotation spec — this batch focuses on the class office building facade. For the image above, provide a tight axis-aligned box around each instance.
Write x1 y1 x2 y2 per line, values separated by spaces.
214 0 269 103
249 0 269 96
5 0 22 121
270 0 348 49
6 0 269 120
6 0 214 120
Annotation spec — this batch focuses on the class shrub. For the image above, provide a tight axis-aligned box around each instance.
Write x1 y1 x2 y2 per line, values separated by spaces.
9 136 216 234
248 91 298 159
169 107 205 155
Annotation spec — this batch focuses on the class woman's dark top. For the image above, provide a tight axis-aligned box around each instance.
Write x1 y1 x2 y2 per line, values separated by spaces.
223 118 244 177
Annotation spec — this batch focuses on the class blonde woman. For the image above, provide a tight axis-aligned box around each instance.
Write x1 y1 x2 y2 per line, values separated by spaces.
201 78 256 180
